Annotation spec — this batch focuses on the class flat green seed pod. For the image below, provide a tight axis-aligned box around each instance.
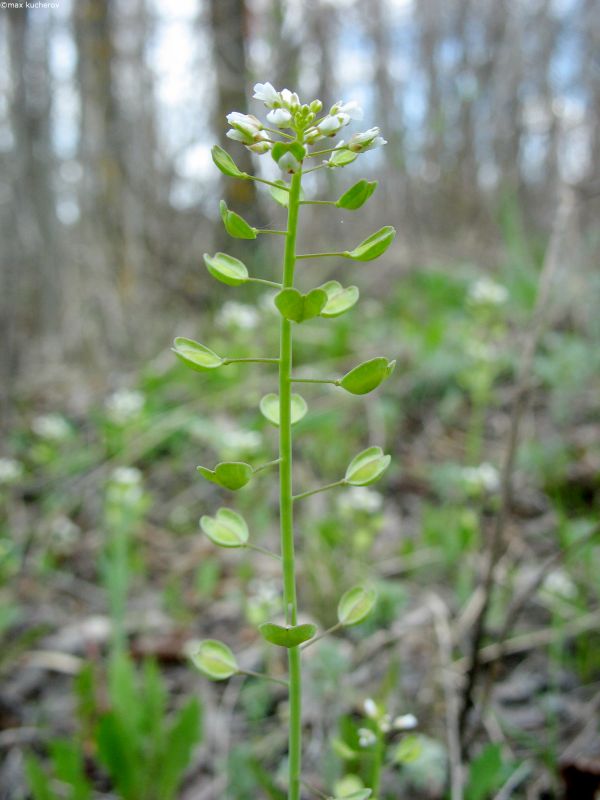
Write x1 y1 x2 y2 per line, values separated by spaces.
188 639 238 680
219 200 257 240
274 287 327 323
172 338 224 371
345 446 391 486
259 393 307 427
335 179 377 210
345 226 396 261
339 357 395 395
200 507 249 547
204 251 249 286
337 586 377 626
258 622 317 648
319 281 360 318
197 461 253 490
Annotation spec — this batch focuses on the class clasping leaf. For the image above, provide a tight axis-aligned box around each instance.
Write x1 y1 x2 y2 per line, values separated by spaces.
339 357 396 395
204 252 249 286
211 145 247 179
269 178 303 207
345 446 391 486
172 337 224 371
219 200 257 239
275 287 327 323
200 508 249 547
260 393 307 427
337 586 377 626
318 281 360 318
197 461 254 490
188 639 238 680
336 180 378 210
345 226 396 261
259 622 317 648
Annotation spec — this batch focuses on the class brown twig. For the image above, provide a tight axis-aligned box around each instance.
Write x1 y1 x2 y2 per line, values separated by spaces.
458 186 577 749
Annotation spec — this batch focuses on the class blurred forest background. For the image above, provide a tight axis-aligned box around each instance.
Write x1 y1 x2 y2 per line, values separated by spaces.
1 1 600 799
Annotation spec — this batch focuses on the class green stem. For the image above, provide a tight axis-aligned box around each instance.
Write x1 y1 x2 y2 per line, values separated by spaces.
371 728 385 799
280 167 303 800
254 458 282 474
291 376 340 386
248 175 290 191
223 357 279 365
293 479 345 502
258 229 287 236
248 277 282 289
299 200 337 206
245 543 282 561
238 668 289 687
296 251 347 260
300 621 342 650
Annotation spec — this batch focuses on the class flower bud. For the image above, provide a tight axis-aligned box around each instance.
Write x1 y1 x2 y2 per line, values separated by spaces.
310 99 323 113
347 127 387 152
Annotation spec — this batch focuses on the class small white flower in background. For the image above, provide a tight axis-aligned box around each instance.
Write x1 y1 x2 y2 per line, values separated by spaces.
217 301 259 330
337 486 383 514
111 466 142 487
468 277 508 307
221 428 262 456
253 82 280 107
105 389 145 424
266 108 293 127
393 713 418 731
363 698 379 719
543 569 577 600
465 340 496 363
358 728 377 748
0 457 24 485
248 578 280 604
49 515 81 552
460 462 500 495
379 713 392 733
347 127 387 152
31 413 71 441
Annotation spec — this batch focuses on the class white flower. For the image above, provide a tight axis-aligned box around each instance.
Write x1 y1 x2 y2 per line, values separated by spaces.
111 466 142 486
105 389 145 424
543 569 577 600
31 414 71 441
317 113 350 136
363 698 378 719
468 277 508 307
358 728 377 748
221 428 262 455
331 100 364 121
217 301 259 330
0 457 24 485
253 82 280 107
460 463 500 494
347 127 387 152
50 515 81 549
226 112 263 144
379 713 392 733
393 713 418 731
267 108 292 127
337 487 383 514
280 88 300 110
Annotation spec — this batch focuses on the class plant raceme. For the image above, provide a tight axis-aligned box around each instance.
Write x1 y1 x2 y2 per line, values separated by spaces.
175 82 395 800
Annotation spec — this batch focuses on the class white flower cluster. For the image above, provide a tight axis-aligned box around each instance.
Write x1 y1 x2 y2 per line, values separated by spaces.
31 413 71 441
105 389 145 424
468 277 508 307
0 457 24 485
225 81 386 174
217 300 260 331
459 462 500 495
360 697 418 745
108 466 144 505
337 486 383 514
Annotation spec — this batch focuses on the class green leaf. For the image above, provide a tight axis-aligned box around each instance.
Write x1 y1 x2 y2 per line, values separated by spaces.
157 699 202 800
24 757 55 800
96 712 142 799
274 287 327 323
333 775 369 799
337 586 377 626
200 507 249 547
318 281 360 318
331 792 372 800
204 251 249 286
345 446 391 486
219 200 257 240
259 393 307 427
336 180 378 210
259 622 317 648
188 639 239 680
339 357 396 395
466 743 505 800
271 141 306 167
268 178 305 207
172 337 224 372
328 148 358 168
50 740 93 800
197 461 253 490
211 144 247 178
345 226 396 261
